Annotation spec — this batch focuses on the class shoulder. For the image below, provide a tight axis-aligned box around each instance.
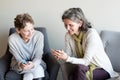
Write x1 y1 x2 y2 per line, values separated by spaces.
8 32 19 41
83 28 101 43
8 33 21 45
65 32 72 40
65 32 72 38
32 30 44 41
34 30 44 37
85 28 99 36
87 28 98 34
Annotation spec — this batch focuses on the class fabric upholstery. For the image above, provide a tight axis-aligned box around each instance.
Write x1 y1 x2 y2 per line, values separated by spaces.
100 30 120 80
100 30 120 72
0 27 60 80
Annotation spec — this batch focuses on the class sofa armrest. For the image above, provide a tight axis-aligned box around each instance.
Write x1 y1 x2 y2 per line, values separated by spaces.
0 58 5 80
43 52 60 80
0 55 10 80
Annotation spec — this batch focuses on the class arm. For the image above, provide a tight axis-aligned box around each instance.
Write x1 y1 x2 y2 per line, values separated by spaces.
8 35 26 71
66 29 102 65
55 29 102 65
8 35 26 63
32 32 44 67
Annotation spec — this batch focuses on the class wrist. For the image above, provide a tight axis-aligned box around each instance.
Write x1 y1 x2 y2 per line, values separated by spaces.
65 56 69 62
18 62 23 70
64 54 68 61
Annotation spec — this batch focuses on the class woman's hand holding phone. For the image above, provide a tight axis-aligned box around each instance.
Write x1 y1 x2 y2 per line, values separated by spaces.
51 49 68 61
51 49 60 60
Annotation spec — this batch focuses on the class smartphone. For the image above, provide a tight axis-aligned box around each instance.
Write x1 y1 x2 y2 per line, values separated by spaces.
22 61 27 64
54 50 60 53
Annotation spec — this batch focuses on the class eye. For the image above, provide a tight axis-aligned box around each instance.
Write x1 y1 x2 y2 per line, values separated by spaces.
30 28 34 31
64 24 67 29
24 30 29 33
64 24 74 29
69 24 73 27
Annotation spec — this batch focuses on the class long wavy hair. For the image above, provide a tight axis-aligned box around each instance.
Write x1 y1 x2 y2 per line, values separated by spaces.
62 8 92 31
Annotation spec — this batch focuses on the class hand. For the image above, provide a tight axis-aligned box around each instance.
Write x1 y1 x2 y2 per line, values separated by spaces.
51 49 68 61
19 61 34 70
51 49 60 60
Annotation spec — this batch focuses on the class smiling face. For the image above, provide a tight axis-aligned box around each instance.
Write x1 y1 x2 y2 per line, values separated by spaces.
16 22 35 42
63 19 83 35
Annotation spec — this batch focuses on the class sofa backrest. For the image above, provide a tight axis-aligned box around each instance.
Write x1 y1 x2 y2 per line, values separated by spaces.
100 30 120 72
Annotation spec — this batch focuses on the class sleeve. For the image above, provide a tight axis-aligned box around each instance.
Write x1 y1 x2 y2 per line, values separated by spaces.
8 36 26 63
66 29 102 66
32 32 44 67
64 33 73 56
8 35 25 71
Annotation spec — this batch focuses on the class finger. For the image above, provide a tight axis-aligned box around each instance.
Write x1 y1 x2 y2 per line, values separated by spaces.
51 49 60 53
51 49 57 52
54 55 59 60
52 51 60 56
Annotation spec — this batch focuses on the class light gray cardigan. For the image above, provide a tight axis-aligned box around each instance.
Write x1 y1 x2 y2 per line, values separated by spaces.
65 28 118 78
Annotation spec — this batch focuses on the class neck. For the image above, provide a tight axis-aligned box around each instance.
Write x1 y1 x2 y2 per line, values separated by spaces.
75 31 80 36
23 39 29 43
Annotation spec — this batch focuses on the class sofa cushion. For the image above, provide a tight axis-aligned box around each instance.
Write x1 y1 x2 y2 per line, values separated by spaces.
100 30 120 72
107 72 120 80
5 70 49 80
5 70 22 80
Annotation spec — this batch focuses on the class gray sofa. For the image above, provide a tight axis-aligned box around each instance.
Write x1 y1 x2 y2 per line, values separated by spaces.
60 30 120 80
100 30 120 80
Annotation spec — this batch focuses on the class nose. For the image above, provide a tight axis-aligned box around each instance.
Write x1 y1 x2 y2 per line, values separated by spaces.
29 30 33 35
66 26 70 31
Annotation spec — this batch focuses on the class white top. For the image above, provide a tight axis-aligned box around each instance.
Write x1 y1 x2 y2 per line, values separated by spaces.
65 28 119 77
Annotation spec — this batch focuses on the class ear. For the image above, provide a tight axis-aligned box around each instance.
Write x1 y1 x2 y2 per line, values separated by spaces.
79 20 83 27
15 28 20 33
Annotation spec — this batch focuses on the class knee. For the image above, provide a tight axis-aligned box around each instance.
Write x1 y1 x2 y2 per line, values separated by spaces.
23 73 33 80
75 64 88 73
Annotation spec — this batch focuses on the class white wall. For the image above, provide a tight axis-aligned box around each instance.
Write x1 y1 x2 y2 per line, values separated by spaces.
0 0 120 56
